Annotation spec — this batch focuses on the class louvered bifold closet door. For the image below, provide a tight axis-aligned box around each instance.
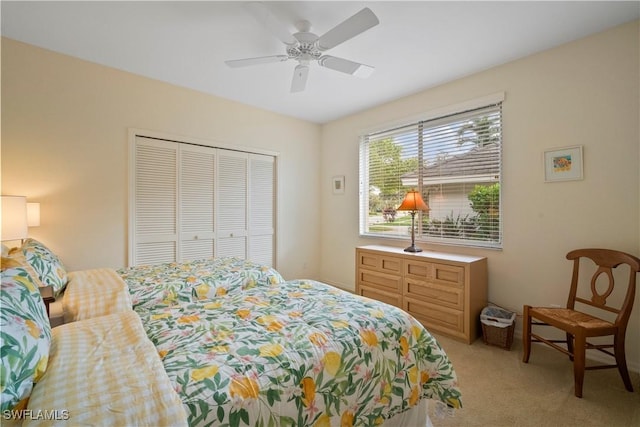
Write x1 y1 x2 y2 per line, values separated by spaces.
248 154 275 266
216 151 248 259
132 137 178 265
180 145 215 262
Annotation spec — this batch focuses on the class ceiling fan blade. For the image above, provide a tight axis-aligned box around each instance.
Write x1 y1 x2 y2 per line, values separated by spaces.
225 55 289 68
317 8 379 51
318 55 375 78
290 64 309 93
245 2 297 46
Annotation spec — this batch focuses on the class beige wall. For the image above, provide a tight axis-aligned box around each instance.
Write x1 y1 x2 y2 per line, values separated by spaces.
319 21 640 370
1 38 322 280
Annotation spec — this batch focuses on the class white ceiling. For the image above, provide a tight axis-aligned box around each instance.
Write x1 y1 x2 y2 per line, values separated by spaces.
2 1 639 124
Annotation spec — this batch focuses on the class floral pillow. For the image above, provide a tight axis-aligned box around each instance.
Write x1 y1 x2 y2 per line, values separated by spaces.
1 251 45 288
0 266 52 411
21 238 68 297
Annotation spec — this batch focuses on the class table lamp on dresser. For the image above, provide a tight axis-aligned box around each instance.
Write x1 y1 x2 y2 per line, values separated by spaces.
396 189 429 253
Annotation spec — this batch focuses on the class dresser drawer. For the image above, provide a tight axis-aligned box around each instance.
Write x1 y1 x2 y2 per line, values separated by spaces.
404 278 463 310
358 285 402 308
432 263 465 287
357 268 402 293
358 251 403 275
404 298 464 335
405 259 465 287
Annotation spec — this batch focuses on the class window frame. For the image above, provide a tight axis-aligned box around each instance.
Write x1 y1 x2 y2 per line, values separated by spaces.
358 93 504 249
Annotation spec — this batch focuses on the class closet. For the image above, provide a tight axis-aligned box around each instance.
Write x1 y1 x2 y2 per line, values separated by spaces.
129 135 275 267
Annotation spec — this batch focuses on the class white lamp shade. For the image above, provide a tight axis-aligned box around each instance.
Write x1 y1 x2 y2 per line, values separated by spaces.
27 203 41 227
1 196 28 241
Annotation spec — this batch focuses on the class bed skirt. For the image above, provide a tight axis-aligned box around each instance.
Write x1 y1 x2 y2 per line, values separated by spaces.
383 399 433 427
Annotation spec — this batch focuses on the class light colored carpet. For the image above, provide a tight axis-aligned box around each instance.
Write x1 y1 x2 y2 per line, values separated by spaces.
427 333 640 427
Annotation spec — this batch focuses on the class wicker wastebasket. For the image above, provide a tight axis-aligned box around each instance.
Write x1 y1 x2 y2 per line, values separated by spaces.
480 306 516 350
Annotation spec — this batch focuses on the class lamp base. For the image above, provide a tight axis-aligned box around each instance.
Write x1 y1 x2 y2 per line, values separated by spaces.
403 245 422 253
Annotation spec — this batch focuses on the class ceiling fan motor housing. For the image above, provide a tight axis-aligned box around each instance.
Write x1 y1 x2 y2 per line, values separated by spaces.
287 28 322 62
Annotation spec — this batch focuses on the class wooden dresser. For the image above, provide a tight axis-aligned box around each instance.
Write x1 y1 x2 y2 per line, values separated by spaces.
355 245 488 344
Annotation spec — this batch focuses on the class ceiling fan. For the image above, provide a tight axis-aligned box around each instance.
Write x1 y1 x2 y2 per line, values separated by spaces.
225 2 379 93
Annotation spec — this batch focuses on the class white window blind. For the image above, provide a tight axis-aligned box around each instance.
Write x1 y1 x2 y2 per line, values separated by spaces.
359 102 502 248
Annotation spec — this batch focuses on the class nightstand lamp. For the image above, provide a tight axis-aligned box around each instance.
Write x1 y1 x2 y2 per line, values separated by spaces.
1 195 28 242
397 189 429 253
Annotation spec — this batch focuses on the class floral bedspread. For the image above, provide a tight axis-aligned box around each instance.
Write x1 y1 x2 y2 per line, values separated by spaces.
123 269 462 426
117 257 284 311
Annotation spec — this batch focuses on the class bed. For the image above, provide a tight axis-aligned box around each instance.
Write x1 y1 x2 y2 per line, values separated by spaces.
1 238 462 426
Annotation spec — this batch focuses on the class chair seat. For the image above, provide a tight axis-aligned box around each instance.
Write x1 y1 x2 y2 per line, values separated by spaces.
529 307 613 330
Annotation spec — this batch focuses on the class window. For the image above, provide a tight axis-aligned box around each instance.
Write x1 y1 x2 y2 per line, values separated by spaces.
359 100 502 248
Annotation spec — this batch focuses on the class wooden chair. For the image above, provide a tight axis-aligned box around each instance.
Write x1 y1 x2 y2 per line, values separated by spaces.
523 248 640 398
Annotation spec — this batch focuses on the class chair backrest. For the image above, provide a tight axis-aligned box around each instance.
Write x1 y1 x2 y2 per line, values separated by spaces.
565 248 640 330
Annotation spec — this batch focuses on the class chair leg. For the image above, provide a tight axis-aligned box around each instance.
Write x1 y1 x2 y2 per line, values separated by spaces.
566 332 574 361
614 333 634 392
522 305 531 363
573 332 586 398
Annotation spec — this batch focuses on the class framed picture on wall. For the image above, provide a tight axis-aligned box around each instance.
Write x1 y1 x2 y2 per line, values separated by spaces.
332 175 345 194
543 145 584 182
